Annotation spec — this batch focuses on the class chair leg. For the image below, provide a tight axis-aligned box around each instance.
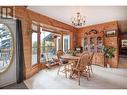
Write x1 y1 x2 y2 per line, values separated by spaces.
88 66 91 77
57 64 70 78
89 71 91 78
86 70 90 80
78 71 80 85
65 65 68 78
88 65 93 77
57 65 60 75
90 65 93 74
69 69 74 78
68 64 72 76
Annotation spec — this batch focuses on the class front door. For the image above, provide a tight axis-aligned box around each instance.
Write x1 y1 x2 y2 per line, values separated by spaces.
0 20 16 87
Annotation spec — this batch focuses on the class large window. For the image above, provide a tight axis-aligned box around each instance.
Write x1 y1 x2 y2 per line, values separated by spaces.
31 25 71 66
32 32 38 66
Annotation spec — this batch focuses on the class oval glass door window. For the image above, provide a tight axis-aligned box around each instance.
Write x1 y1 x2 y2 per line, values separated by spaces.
0 24 14 73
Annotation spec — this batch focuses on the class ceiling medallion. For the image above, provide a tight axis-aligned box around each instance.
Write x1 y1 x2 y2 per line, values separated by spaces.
71 12 86 26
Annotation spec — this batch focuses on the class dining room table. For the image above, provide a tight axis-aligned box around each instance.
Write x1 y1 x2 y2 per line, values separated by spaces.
60 54 81 67
61 54 80 61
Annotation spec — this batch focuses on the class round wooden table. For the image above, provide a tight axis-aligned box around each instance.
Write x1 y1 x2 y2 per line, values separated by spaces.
61 54 80 61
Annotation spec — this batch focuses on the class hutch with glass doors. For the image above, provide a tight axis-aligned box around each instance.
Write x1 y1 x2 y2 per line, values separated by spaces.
83 29 105 67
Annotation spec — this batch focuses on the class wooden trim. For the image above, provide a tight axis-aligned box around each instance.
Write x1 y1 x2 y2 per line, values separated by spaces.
60 33 63 51
40 23 70 33
37 26 41 71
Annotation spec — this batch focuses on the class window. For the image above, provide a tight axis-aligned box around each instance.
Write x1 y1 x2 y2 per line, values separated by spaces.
0 23 14 73
56 36 61 51
40 29 56 63
40 27 62 63
63 34 70 53
32 32 38 66
31 25 71 66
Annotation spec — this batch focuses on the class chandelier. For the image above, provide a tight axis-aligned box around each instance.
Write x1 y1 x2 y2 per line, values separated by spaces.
71 12 86 26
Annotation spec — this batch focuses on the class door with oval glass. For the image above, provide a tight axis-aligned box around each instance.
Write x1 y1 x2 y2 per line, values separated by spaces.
0 21 16 87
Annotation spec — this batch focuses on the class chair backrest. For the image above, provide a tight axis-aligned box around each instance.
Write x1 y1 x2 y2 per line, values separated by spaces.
56 50 63 59
56 50 68 64
76 52 89 70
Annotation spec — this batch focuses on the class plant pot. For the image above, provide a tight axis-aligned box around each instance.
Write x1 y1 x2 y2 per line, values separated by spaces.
107 58 112 68
105 57 112 68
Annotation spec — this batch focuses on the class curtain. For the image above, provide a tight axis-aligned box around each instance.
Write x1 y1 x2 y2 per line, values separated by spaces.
16 19 25 83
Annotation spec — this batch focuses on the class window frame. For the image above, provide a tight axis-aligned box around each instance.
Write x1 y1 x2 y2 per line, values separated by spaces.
31 24 71 68
31 22 40 67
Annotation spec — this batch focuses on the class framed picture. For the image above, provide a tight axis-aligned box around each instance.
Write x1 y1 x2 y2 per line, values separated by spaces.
105 30 117 37
122 39 127 48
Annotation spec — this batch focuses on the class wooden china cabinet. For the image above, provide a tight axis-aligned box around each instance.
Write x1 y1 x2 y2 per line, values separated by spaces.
83 29 105 67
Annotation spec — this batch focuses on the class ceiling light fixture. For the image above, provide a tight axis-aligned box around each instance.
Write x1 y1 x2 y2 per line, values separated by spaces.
71 12 86 26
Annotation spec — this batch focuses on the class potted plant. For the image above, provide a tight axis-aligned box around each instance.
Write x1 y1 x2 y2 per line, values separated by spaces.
67 49 76 56
102 46 116 67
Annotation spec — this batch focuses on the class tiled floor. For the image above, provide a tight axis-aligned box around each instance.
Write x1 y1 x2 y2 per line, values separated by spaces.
1 82 28 89
24 65 127 89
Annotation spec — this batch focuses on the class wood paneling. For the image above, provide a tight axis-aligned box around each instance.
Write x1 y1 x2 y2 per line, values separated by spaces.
76 21 119 68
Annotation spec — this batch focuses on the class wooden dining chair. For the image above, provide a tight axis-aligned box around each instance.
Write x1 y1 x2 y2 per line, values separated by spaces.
70 52 90 85
52 50 63 65
57 50 70 78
